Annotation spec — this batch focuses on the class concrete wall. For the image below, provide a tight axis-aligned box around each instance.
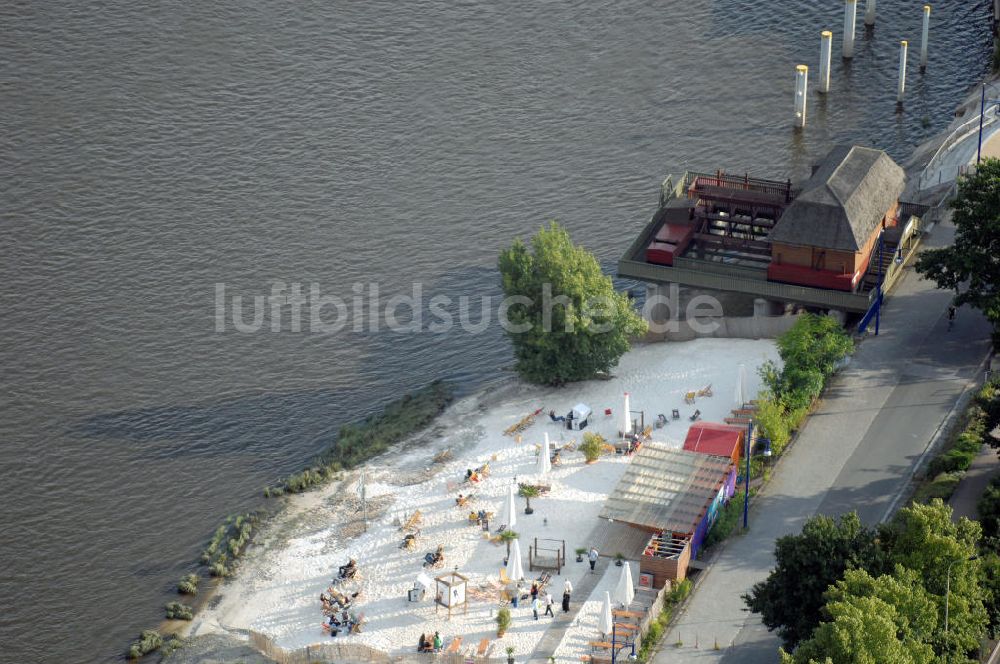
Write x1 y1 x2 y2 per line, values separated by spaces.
646 312 801 342
248 630 509 664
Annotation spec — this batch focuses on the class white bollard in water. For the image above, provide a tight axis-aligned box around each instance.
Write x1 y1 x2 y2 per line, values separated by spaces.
920 5 931 70
897 40 908 102
819 31 833 93
864 0 876 26
795 65 809 127
843 0 857 58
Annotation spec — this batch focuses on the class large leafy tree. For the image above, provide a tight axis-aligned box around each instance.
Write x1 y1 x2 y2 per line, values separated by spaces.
497 221 647 385
782 568 938 664
743 512 887 649
915 158 1000 347
880 500 987 658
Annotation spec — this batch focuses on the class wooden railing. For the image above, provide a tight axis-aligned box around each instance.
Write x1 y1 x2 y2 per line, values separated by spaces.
687 171 792 201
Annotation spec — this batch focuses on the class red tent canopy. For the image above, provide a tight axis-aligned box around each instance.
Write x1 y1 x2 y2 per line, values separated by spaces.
682 422 745 465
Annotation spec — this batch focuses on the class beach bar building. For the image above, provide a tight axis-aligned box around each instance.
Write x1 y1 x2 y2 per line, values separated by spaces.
619 145 927 317
599 444 736 587
682 421 746 466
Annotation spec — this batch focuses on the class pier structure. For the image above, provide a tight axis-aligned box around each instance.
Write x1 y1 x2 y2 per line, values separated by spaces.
843 0 857 58
819 31 833 94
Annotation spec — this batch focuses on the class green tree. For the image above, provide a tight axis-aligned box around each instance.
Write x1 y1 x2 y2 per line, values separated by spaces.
880 500 987 658
760 314 853 410
498 221 647 385
781 590 934 664
743 512 887 648
915 158 1000 349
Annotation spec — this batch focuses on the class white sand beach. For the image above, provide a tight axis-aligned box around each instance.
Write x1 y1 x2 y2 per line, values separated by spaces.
191 338 779 662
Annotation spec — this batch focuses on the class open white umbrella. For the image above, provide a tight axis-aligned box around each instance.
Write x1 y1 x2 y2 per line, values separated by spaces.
500 484 517 530
622 392 632 435
537 432 552 476
613 561 635 608
598 591 614 635
506 537 524 582
735 364 748 408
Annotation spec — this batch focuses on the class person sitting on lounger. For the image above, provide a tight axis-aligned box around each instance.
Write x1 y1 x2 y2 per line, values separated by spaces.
548 409 565 422
338 559 357 579
423 545 444 567
418 633 431 653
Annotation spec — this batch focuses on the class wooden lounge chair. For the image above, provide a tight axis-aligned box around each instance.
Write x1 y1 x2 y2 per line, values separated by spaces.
684 392 696 404
476 638 490 657
447 637 462 653
613 609 645 620
697 384 713 397
400 510 422 532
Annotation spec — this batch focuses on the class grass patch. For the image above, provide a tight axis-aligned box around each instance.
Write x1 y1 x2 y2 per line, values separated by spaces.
160 636 184 657
127 630 162 660
265 380 453 496
636 579 692 662
177 573 199 595
914 471 964 503
165 601 194 620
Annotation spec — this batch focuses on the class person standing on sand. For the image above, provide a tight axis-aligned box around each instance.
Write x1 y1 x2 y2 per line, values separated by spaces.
544 591 555 617
588 546 599 573
433 632 442 652
562 579 572 612
531 595 540 620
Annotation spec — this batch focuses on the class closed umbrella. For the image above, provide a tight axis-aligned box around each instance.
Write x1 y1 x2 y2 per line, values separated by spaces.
500 484 517 530
614 562 635 608
735 364 747 408
622 392 632 435
506 537 524 582
537 432 552 476
598 591 613 635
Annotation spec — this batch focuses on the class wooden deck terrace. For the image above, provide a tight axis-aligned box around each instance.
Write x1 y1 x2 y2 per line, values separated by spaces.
686 171 793 204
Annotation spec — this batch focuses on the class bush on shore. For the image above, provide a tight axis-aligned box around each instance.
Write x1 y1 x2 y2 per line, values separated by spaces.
265 380 453 496
127 630 162 660
200 511 260 577
165 601 194 620
177 573 199 595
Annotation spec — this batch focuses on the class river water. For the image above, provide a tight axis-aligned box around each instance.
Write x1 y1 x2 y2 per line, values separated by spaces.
1 1 991 661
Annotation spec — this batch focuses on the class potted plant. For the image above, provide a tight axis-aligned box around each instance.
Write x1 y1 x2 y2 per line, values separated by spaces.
499 529 519 559
614 552 624 567
518 484 540 515
580 432 606 464
575 547 587 563
496 607 512 637
506 645 515 664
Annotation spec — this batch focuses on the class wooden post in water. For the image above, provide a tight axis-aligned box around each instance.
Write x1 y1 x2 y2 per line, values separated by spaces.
920 5 931 70
864 0 876 26
897 40 908 103
795 65 809 128
843 0 857 58
819 31 833 93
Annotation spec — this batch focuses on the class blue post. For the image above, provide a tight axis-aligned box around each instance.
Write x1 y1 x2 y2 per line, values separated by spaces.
612 622 617 664
743 420 753 529
980 84 987 165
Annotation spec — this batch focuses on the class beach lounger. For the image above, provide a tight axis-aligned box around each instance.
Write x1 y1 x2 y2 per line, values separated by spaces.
446 637 462 653
672 409 680 419
477 639 491 657
689 409 701 421
684 392 696 404
697 384 713 397
400 510 422 532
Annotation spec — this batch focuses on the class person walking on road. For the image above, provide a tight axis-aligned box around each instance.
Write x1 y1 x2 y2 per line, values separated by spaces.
531 596 540 620
948 304 957 330
588 546 599 573
544 591 555 617
562 579 572 612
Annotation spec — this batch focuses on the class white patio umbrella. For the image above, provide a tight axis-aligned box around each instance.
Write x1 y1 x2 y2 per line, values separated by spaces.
500 484 517 530
622 392 632 435
613 561 635 608
536 432 552 476
506 537 524 582
735 364 748 408
598 591 614 635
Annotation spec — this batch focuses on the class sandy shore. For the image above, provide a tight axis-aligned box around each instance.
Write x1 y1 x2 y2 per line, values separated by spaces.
189 338 779 661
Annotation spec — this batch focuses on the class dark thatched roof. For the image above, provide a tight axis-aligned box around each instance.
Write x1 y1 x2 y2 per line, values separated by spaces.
770 145 905 252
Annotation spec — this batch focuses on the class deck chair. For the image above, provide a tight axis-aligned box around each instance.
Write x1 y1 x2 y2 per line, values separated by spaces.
447 637 463 653
684 392 696 404
689 409 701 421
672 409 680 419
697 383 713 397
